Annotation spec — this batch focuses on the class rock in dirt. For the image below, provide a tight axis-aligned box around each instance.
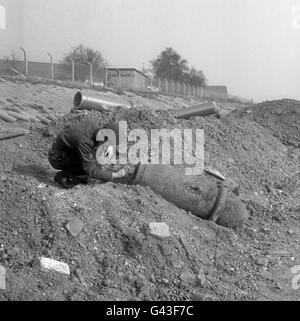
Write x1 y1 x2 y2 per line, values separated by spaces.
256 257 269 267
38 183 47 189
65 217 84 237
196 271 206 286
180 272 197 286
148 222 170 240
34 257 70 275
0 265 6 290
178 232 194 258
74 268 87 286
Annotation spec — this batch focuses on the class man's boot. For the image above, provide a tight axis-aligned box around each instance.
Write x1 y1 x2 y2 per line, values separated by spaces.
54 171 76 189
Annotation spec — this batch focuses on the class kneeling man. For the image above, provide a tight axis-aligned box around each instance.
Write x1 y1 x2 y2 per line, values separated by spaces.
48 119 125 188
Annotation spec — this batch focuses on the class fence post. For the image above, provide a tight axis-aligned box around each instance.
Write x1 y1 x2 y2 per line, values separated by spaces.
20 47 28 76
183 83 186 96
47 52 54 80
71 59 75 81
118 69 121 89
172 81 175 96
132 71 135 91
165 79 168 94
88 63 93 85
158 78 161 92
105 68 108 87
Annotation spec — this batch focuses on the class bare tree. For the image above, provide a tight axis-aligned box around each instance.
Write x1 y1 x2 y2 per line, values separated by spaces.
63 44 108 68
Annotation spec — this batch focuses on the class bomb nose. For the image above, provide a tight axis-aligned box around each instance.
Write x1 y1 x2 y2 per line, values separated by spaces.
215 193 249 228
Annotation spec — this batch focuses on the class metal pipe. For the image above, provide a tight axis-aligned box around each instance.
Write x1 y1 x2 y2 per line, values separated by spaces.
20 47 28 76
130 163 248 228
73 91 132 111
174 102 220 119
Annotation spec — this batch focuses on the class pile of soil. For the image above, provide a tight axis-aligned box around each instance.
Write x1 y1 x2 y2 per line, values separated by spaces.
0 99 299 301
29 106 299 201
231 99 300 148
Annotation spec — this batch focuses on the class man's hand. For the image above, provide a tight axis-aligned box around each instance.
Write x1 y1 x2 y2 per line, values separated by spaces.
104 145 114 159
96 142 116 166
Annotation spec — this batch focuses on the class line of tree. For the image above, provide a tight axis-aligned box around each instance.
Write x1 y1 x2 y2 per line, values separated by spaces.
63 44 207 87
151 47 207 87
63 44 107 68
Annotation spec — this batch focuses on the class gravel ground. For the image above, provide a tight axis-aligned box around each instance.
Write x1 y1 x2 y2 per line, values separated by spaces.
0 78 299 301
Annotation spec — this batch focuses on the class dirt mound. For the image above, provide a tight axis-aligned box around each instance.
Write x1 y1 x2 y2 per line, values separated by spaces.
1 169 298 302
0 102 299 301
33 107 298 200
0 171 254 301
231 99 300 148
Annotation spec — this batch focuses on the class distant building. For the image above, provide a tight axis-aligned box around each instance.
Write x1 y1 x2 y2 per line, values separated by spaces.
202 86 228 99
106 68 150 91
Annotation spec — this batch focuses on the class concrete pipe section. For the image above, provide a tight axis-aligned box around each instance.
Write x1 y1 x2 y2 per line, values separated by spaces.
174 102 220 119
130 163 248 229
73 91 132 112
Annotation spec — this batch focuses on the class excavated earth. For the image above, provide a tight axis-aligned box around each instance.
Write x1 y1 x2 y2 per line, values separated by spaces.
0 78 299 301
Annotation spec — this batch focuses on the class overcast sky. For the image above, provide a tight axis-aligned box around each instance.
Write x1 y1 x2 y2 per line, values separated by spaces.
0 0 299 101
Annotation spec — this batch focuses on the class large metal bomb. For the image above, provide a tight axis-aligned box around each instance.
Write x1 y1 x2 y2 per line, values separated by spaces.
130 163 248 228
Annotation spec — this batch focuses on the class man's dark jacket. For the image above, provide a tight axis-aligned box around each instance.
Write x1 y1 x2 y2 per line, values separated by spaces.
49 119 115 181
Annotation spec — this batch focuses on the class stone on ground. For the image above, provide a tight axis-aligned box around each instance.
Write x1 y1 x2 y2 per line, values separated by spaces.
65 217 84 237
180 271 197 286
34 257 70 275
148 222 170 240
